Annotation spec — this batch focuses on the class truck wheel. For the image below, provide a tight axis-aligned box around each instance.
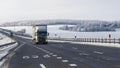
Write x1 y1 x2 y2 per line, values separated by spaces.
36 42 39 45
44 42 48 44
33 41 38 45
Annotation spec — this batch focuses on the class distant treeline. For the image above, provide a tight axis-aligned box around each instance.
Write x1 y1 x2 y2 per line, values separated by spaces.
0 20 120 32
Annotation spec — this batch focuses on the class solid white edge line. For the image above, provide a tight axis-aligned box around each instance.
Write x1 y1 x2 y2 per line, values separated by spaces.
40 64 46 68
14 42 25 51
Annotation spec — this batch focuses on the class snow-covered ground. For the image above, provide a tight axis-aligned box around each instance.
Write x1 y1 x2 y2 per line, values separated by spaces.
1 25 120 39
0 33 14 45
0 32 18 67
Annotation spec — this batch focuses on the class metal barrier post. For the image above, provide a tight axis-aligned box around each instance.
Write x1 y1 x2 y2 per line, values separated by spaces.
119 38 120 44
90 38 91 42
109 39 111 43
101 39 103 43
114 38 115 44
105 38 107 43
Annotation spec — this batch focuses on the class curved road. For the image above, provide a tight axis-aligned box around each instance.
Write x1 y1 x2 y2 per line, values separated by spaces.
1 29 120 68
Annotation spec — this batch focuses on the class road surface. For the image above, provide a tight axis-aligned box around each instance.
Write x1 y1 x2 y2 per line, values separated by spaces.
1 30 120 68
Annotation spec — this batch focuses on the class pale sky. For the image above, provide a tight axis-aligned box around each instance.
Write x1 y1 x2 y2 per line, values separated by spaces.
0 0 120 23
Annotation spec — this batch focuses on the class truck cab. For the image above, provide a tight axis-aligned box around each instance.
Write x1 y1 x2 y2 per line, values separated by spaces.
32 24 48 44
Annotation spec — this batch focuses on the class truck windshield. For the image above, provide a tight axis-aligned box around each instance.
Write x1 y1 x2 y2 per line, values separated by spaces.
37 32 47 36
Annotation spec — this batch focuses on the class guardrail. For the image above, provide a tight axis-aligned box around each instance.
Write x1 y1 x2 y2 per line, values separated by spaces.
1 28 120 44
0 29 18 67
0 42 18 60
0 28 32 38
48 37 120 44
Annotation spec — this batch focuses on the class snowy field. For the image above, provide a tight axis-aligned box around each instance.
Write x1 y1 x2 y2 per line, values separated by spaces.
0 25 120 39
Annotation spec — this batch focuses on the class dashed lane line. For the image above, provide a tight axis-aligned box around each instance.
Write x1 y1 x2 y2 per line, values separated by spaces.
40 64 46 68
62 60 69 63
72 47 77 50
69 64 78 67
57 57 62 59
52 54 57 57
32 55 39 59
43 54 51 58
49 53 53 55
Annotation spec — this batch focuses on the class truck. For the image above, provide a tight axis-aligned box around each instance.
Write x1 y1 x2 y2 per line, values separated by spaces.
32 24 48 44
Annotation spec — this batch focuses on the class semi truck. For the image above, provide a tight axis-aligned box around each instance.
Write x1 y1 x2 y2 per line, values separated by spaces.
32 24 48 44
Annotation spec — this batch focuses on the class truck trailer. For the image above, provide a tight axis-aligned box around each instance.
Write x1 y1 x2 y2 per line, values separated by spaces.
32 25 48 44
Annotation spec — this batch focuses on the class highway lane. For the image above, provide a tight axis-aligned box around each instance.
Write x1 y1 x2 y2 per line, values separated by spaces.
5 32 90 68
37 43 118 68
1 30 120 68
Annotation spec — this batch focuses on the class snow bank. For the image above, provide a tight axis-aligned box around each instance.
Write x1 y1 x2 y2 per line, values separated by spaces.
0 33 14 46
0 33 18 67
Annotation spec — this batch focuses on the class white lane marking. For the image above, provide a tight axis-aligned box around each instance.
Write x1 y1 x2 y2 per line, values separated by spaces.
43 54 51 58
62 60 69 62
72 47 77 49
32 55 39 59
93 51 104 54
69 64 77 67
22 56 30 59
52 55 57 57
57 57 62 59
79 53 89 56
14 40 26 51
32 46 50 54
40 64 46 68
14 42 25 51
49 53 53 55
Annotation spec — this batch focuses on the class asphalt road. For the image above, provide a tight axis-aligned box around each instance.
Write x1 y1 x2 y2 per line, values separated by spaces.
1 29 120 68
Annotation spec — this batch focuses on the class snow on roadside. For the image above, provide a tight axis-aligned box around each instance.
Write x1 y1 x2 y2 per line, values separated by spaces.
0 33 14 46
0 33 18 67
